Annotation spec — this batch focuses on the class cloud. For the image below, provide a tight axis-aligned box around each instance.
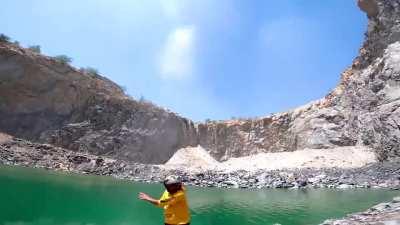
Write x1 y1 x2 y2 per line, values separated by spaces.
159 26 196 80
160 0 183 20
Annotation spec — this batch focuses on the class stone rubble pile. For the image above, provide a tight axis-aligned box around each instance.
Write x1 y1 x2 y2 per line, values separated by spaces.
1 138 399 190
321 196 400 225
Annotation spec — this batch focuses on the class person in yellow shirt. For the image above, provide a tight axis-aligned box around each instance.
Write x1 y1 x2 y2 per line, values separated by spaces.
138 175 191 225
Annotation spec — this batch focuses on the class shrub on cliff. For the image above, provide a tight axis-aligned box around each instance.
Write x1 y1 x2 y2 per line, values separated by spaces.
138 96 158 110
119 85 127 93
28 45 41 53
54 55 72 64
80 67 99 75
0 34 10 43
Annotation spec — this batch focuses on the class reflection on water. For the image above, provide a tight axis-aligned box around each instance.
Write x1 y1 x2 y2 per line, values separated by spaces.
0 165 398 225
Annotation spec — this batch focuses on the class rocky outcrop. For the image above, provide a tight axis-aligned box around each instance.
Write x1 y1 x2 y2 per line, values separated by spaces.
321 196 400 225
198 0 400 162
0 135 163 180
197 115 295 160
358 0 379 18
0 43 197 164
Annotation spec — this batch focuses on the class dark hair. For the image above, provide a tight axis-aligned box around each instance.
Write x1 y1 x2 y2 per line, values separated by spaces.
164 182 182 194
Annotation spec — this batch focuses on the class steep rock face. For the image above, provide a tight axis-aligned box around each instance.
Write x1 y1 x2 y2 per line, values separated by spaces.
198 0 400 161
0 43 197 163
197 115 294 160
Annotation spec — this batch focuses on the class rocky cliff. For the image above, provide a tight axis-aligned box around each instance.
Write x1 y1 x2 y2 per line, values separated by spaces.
197 0 400 161
0 43 197 164
1 0 399 164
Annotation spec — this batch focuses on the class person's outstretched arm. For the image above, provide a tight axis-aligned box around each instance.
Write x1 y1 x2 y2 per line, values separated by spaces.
138 192 159 205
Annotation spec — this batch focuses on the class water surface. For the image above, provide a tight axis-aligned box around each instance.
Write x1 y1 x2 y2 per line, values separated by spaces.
0 165 398 225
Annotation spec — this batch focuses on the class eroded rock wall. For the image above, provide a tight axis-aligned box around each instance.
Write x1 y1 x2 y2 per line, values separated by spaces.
198 0 400 161
0 43 197 164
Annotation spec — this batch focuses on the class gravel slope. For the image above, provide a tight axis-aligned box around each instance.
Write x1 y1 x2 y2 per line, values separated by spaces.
164 145 377 172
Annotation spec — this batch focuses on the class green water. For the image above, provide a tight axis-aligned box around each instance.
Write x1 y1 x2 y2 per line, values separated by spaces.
0 166 398 225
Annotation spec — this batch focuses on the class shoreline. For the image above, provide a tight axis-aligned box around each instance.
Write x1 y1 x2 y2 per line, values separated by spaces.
2 137 400 224
1 137 399 190
320 196 400 225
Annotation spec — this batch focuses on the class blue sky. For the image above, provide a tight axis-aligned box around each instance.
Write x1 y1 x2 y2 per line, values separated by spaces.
0 0 366 122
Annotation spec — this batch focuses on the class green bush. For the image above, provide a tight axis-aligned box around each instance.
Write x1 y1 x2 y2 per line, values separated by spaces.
0 34 10 42
54 55 72 64
28 45 41 53
81 67 99 75
119 85 127 93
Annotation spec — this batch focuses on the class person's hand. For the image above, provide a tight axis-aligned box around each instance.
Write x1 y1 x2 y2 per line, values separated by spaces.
138 192 150 201
138 192 159 205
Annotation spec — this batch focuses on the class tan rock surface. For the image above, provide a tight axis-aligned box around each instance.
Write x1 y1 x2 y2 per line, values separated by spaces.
163 145 377 172
0 132 11 144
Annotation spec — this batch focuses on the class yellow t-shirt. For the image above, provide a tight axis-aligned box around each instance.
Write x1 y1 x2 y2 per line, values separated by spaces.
158 188 190 224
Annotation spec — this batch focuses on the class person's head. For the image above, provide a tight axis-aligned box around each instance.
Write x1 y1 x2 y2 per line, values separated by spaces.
163 175 182 194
